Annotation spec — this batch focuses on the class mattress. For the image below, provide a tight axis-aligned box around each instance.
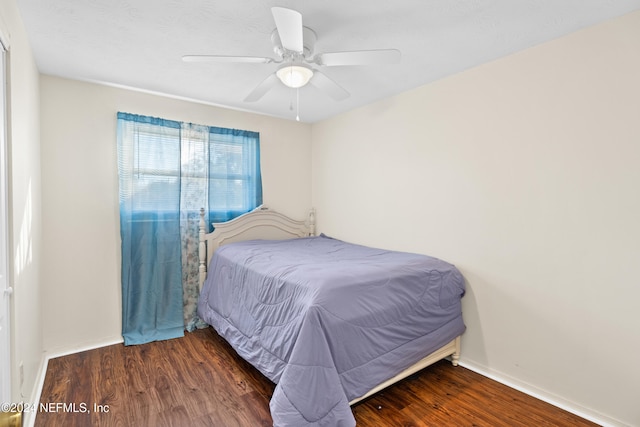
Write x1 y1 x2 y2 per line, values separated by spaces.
197 234 466 426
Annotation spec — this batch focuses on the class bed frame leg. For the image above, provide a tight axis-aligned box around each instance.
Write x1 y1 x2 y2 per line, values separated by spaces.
451 336 461 366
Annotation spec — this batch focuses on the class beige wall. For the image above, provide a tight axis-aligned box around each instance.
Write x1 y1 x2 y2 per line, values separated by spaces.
39 76 312 353
312 11 640 427
0 0 44 409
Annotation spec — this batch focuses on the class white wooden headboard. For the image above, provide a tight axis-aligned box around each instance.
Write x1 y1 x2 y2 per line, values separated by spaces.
198 206 315 289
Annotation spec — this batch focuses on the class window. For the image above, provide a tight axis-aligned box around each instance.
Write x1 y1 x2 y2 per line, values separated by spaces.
117 113 262 220
116 112 262 345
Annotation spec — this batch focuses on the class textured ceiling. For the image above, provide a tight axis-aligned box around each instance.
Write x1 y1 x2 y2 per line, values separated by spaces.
15 0 640 123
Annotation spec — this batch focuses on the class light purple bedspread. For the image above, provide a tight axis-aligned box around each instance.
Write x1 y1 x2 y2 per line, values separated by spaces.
197 235 466 426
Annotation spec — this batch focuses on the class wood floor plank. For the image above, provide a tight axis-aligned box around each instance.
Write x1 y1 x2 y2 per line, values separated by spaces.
35 328 599 426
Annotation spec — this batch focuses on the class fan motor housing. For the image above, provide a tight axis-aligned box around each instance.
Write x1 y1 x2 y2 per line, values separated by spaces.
271 26 317 59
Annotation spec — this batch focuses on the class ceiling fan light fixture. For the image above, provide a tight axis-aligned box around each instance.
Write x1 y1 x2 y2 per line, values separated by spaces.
276 64 314 88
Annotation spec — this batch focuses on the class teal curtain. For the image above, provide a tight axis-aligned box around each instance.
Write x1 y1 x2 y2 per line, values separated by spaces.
117 112 262 345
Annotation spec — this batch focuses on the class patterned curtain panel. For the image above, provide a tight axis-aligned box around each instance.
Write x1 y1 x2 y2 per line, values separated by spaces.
117 113 262 345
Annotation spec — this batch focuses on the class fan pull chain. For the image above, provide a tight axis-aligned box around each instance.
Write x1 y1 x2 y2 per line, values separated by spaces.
296 88 300 121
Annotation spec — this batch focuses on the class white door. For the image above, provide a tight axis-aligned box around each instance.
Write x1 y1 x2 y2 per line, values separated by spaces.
0 40 11 404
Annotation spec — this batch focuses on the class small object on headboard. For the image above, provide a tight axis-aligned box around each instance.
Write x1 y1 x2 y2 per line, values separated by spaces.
309 208 316 236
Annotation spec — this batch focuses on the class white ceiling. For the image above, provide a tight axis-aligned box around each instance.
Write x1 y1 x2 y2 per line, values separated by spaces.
15 0 640 123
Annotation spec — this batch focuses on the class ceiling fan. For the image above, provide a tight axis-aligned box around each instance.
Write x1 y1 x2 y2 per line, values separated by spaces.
183 7 401 103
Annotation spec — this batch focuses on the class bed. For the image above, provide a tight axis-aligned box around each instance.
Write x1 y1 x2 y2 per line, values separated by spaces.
196 207 466 426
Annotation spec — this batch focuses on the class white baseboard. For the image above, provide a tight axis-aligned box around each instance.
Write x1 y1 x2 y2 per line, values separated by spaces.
44 337 124 361
458 359 629 427
23 338 124 427
22 353 48 427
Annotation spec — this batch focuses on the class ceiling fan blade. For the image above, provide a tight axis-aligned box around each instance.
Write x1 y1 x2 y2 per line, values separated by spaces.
315 49 401 66
309 71 349 101
244 74 279 102
182 55 273 64
271 7 303 53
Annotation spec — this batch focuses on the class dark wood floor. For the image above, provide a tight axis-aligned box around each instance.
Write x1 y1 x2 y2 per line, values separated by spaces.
35 327 598 427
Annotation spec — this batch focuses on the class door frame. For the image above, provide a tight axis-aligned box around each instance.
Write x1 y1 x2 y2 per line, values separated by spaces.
0 25 12 404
